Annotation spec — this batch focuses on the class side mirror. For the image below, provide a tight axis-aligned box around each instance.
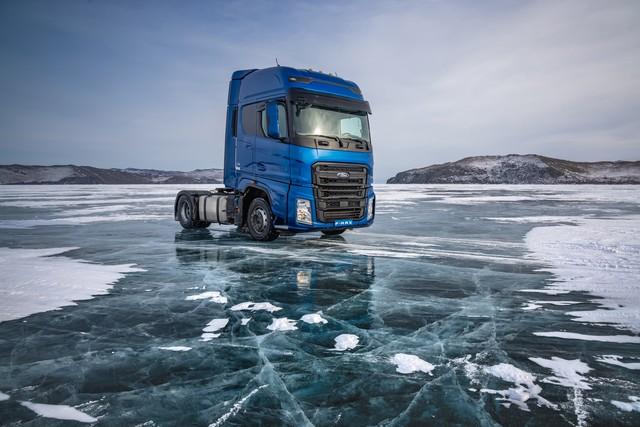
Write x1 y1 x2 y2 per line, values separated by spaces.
266 101 281 139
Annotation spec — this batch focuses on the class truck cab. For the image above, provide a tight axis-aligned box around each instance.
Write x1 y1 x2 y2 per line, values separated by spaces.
175 66 375 241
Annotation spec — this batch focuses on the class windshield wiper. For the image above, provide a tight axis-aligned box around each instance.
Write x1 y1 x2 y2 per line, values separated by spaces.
341 136 368 144
307 134 346 147
307 134 340 142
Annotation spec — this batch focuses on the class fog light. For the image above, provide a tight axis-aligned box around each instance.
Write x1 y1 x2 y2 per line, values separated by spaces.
367 196 375 220
296 199 312 225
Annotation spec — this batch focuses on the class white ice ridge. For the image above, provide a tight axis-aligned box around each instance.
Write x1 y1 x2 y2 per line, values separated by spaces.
0 214 169 229
519 289 570 295
300 312 328 324
522 301 581 311
158 346 192 352
0 391 9 401
533 331 640 344
596 355 640 370
611 396 640 412
525 216 640 333
485 216 585 224
0 247 144 323
390 353 434 375
529 357 592 390
267 317 298 331
533 301 580 306
209 385 268 427
230 302 282 313
185 291 227 304
333 334 359 351
482 363 557 411
203 318 229 333
20 401 98 423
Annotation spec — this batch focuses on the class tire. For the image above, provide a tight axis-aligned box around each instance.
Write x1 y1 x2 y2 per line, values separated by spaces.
321 229 346 236
177 195 210 229
247 197 279 241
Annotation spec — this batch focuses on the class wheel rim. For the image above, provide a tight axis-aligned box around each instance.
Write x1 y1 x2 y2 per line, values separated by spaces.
250 206 268 233
181 201 191 222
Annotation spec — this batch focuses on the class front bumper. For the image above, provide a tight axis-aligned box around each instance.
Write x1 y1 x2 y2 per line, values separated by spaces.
285 184 375 232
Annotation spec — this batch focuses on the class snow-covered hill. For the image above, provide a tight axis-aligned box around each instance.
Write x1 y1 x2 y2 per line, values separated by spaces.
387 155 640 184
0 165 223 184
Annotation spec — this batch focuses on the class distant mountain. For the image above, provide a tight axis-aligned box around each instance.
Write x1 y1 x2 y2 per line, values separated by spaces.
0 165 223 185
387 155 640 184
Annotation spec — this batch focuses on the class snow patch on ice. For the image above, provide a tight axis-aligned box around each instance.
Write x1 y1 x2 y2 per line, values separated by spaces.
332 334 359 351
529 357 592 390
186 291 227 304
525 216 640 333
241 318 251 326
203 318 229 333
0 247 144 322
611 396 640 412
267 317 298 332
0 391 9 401
200 333 221 342
20 401 98 423
534 331 640 343
390 353 434 375
522 303 542 311
158 346 192 352
596 355 640 370
300 312 328 324
483 363 557 411
230 302 282 313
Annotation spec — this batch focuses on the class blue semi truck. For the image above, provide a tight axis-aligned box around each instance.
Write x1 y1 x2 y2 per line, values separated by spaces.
174 66 375 241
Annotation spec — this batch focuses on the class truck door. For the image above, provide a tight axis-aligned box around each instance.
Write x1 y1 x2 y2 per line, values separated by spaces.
254 100 291 185
236 102 259 185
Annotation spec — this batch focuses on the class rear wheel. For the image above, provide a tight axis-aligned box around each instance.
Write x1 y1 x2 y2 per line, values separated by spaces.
247 197 279 241
321 229 346 236
177 195 210 229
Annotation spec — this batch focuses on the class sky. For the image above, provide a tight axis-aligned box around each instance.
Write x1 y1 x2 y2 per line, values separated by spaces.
0 0 639 181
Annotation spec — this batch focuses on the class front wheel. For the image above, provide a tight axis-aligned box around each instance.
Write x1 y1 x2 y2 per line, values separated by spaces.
321 229 346 236
247 197 279 241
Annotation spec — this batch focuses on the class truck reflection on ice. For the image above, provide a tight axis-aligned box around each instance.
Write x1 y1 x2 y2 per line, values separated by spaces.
174 230 376 328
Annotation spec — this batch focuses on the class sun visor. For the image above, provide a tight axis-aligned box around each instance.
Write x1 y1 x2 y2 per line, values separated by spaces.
289 88 371 114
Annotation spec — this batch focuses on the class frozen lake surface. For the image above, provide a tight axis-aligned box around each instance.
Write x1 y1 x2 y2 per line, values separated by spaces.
0 184 639 426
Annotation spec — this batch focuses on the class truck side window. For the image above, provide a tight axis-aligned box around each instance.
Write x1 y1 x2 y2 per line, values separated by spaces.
277 103 288 138
260 109 268 137
231 107 238 137
241 103 258 135
259 103 288 140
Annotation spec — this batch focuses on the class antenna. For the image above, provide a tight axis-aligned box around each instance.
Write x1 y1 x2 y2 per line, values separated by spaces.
275 57 280 66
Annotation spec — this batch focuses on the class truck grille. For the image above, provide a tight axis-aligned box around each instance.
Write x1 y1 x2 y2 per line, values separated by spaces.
312 162 368 222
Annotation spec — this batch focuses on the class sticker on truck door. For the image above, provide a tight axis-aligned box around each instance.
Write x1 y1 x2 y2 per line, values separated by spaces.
334 219 353 227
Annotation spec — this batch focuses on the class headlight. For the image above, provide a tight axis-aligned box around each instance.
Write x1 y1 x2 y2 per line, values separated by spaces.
296 199 312 225
367 196 375 220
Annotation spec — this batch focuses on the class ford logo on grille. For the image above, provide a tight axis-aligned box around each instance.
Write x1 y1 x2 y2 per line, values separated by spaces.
336 172 350 178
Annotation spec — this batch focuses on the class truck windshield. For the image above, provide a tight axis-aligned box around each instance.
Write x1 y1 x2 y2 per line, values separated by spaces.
294 105 370 142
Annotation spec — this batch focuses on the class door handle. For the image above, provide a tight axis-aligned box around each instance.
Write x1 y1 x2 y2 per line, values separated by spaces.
257 162 266 172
